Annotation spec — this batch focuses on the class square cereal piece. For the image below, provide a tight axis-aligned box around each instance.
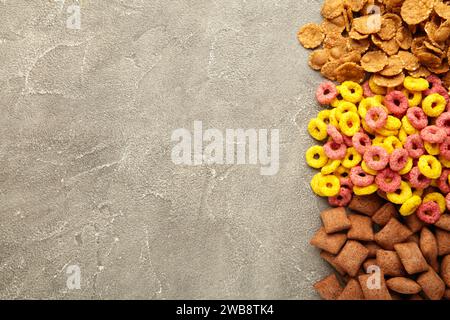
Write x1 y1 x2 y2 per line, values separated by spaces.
441 255 450 287
372 203 398 226
358 273 391 300
374 218 413 250
403 213 424 233
365 242 381 258
436 229 450 256
394 242 429 275
435 214 450 231
349 194 384 216
310 227 347 255
347 214 374 241
313 274 343 300
337 278 364 300
321 207 351 234
320 251 346 275
417 268 446 300
376 249 405 276
334 240 369 277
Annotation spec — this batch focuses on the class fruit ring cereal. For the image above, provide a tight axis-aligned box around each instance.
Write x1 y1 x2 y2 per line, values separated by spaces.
389 148 409 172
386 181 412 205
352 132 371 155
316 81 338 105
402 89 422 107
342 134 353 147
323 140 347 160
339 111 360 136
383 136 402 154
406 107 428 130
365 107 387 130
424 142 440 156
326 125 343 144
405 134 425 159
420 125 446 144
308 118 328 141
376 168 402 193
399 195 422 217
339 177 353 191
350 166 375 187
407 166 432 189
306 145 329 169
364 146 389 171
353 184 378 196
418 155 442 179
404 76 429 92
426 75 442 91
423 192 446 214
335 166 350 179
310 173 325 196
362 81 374 97
436 112 450 135
440 137 450 160
328 187 352 207
318 175 341 197
321 159 341 175
338 81 363 104
398 157 413 175
385 116 402 131
447 193 450 211
422 93 447 118
342 147 362 168
416 201 441 224
437 169 450 194
425 85 450 104
401 116 419 135
384 91 409 116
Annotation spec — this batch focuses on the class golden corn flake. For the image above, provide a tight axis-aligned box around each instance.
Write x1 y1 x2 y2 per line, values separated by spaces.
323 33 347 49
400 0 434 25
397 50 420 71
321 60 341 80
395 26 413 50
379 54 404 76
321 0 345 20
347 38 370 53
380 37 400 56
329 45 349 60
424 41 445 56
309 49 330 70
442 71 450 88
433 21 450 43
340 51 362 64
428 63 450 75
349 28 369 40
379 14 402 41
344 0 367 12
435 1 450 20
335 62 365 83
353 15 382 34
409 66 431 78
416 51 442 68
361 50 388 72
321 16 346 35
372 72 405 87
297 23 325 49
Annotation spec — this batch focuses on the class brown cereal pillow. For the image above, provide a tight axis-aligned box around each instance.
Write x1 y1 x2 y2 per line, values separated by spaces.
337 278 364 300
372 203 398 227
321 207 351 234
347 214 374 241
314 273 343 300
376 249 406 277
436 229 450 256
310 227 347 254
334 240 369 277
386 277 422 295
435 214 450 231
394 242 429 275
374 218 413 250
348 194 384 216
417 268 446 300
358 273 392 300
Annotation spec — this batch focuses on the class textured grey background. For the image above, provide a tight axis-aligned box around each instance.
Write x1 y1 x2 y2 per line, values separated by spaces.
0 0 331 299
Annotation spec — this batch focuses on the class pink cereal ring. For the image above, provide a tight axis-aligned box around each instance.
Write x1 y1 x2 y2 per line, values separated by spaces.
339 177 353 191
327 125 344 144
362 81 374 97
375 168 401 193
389 148 409 172
350 166 375 187
352 132 372 155
342 134 353 147
440 137 450 160
446 193 450 211
407 107 428 130
316 81 338 105
437 169 450 194
328 187 352 207
384 91 409 116
425 84 450 103
416 201 441 224
420 125 446 144
424 75 443 95
365 107 388 130
405 134 425 159
407 166 431 189
324 140 347 160
363 146 389 171
436 112 450 135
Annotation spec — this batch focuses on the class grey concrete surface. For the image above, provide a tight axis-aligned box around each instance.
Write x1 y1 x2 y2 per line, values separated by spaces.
0 0 333 299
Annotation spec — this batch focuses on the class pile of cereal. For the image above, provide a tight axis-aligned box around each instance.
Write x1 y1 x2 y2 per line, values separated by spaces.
297 0 450 86
307 77 450 225
311 198 450 300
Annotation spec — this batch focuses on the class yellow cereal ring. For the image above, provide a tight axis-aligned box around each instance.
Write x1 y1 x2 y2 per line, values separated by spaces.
369 77 387 95
311 173 325 196
331 98 342 108
376 127 398 137
404 76 429 92
342 147 362 168
402 89 422 107
358 97 386 119
408 182 424 198
385 116 402 131
335 166 350 179
418 155 442 179
399 195 422 216
387 181 413 204
398 128 408 144
317 110 332 125
398 157 413 175
383 136 403 154
308 118 328 141
339 111 360 137
321 159 341 175
423 192 446 213
373 135 385 145
422 93 446 117
329 108 339 127
339 81 363 104
401 116 419 135
440 155 450 168
424 142 440 156
361 160 378 175
318 175 341 197
336 101 358 117
361 119 376 135
306 145 329 169
353 184 378 196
